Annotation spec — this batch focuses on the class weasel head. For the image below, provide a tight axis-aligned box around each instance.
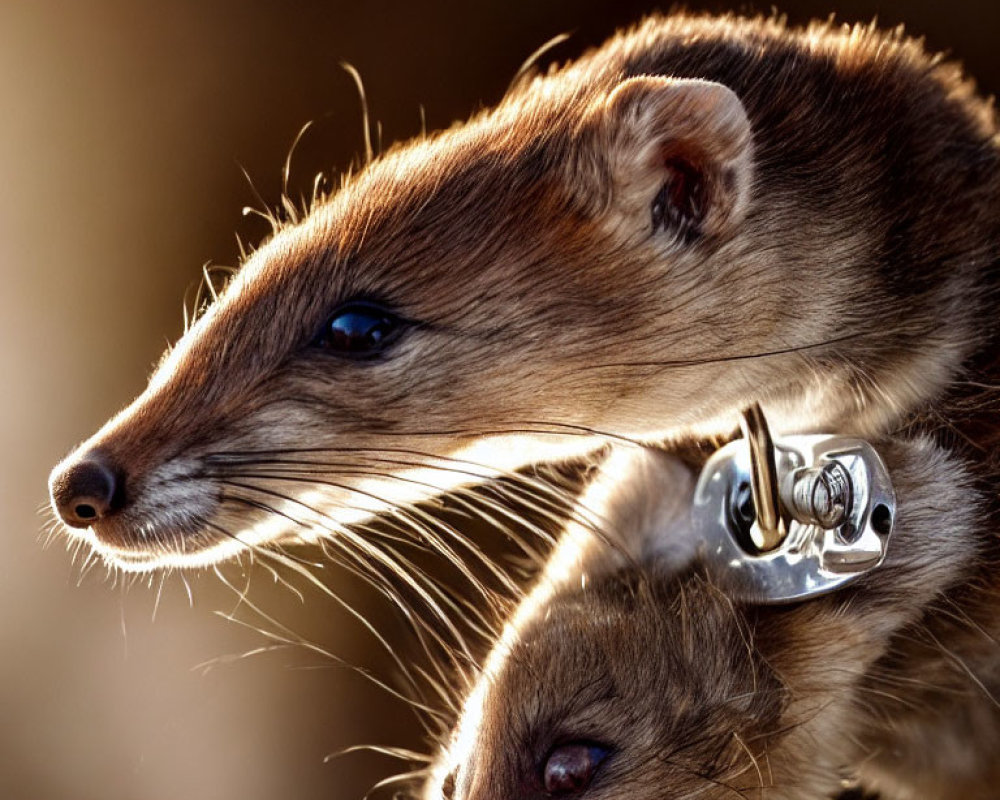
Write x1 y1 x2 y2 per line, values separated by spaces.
426 571 793 800
47 66 768 570
48 32 966 569
428 435 989 800
427 560 926 800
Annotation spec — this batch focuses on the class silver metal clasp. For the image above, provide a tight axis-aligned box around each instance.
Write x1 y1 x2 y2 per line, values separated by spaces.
692 404 896 603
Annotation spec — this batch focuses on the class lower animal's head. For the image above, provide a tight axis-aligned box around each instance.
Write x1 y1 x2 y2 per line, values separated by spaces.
425 435 988 800
425 565 895 800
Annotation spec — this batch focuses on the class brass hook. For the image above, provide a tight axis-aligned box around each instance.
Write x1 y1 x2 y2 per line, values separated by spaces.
738 403 785 551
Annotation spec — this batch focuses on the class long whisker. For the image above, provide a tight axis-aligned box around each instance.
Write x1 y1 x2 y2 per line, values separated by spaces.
218 479 479 663
202 444 615 550
204 509 436 699
208 572 443 722
326 744 432 764
218 483 514 722
210 462 556 582
575 331 871 373
362 767 428 800
204 420 636 448
220 491 471 679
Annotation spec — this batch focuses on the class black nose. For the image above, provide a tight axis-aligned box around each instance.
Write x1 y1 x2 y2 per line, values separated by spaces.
50 452 125 528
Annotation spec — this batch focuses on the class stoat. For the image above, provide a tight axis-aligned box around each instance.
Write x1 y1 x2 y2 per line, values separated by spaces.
427 440 1000 800
47 13 1000 573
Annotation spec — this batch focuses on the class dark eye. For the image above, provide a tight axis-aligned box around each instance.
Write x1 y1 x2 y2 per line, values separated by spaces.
542 742 609 795
314 301 405 358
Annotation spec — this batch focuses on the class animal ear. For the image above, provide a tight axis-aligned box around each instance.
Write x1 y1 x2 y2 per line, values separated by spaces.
593 76 753 241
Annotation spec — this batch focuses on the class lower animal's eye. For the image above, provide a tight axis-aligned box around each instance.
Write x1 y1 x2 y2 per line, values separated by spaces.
542 742 609 795
314 302 404 358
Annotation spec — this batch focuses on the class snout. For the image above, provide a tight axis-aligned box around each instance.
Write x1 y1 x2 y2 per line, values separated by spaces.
49 449 126 528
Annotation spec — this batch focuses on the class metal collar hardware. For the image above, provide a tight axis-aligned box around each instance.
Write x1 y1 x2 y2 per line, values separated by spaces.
692 404 896 604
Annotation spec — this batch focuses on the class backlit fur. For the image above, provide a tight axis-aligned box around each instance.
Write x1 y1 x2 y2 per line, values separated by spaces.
428 439 1000 800
49 13 1000 571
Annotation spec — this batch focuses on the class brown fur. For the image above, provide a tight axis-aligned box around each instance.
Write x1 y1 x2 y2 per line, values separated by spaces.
430 439 1000 799
48 12 1000 572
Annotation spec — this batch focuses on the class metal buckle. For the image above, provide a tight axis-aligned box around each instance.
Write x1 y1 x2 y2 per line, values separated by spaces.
691 404 896 604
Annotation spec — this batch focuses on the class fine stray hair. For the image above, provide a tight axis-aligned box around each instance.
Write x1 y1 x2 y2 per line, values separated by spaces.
47 12 1000 575
44 10 1000 800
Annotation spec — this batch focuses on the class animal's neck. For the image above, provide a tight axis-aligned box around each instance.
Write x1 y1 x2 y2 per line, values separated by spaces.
898 344 1000 492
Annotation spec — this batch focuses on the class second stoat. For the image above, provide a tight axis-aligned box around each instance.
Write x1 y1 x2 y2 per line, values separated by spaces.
427 440 1000 800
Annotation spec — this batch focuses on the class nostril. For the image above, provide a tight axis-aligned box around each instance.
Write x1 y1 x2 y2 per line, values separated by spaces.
50 452 125 529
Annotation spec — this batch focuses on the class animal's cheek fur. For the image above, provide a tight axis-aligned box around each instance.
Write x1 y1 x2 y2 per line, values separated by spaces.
280 339 612 435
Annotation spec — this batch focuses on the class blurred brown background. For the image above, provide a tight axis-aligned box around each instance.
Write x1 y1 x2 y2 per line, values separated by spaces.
2 1 997 798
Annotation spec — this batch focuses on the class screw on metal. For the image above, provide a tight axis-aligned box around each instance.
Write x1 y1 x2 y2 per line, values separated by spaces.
738 403 784 551
781 461 853 529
